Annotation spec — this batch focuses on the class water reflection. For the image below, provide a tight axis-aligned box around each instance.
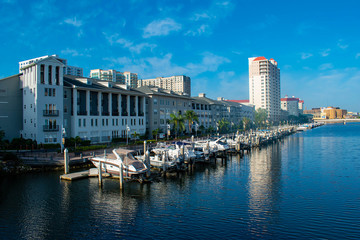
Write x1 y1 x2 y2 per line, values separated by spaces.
247 142 282 236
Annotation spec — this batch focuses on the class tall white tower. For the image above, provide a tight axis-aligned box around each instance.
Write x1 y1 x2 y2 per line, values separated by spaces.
249 56 281 122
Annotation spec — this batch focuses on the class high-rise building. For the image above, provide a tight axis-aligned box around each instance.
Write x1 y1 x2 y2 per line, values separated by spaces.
138 75 191 96
249 56 280 122
90 69 138 88
281 95 300 117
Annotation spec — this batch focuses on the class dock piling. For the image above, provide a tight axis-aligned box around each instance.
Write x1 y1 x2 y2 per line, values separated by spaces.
98 161 103 187
64 148 69 174
119 162 124 189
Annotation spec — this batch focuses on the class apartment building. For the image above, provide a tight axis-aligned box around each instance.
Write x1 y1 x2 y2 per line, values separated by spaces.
138 75 191 96
19 54 83 77
281 96 300 117
249 56 281 122
63 76 146 142
90 69 138 88
0 74 23 140
136 86 192 136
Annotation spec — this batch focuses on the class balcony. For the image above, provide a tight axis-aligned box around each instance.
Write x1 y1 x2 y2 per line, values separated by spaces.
43 125 59 132
43 110 59 116
77 110 87 116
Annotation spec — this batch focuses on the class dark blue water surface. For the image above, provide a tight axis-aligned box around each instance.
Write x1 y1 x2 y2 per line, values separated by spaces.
1 123 360 239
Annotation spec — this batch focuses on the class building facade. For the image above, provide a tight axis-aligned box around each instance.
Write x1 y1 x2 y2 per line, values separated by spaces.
90 69 138 88
0 74 23 140
249 56 281 122
138 75 191 96
136 86 192 136
281 96 300 117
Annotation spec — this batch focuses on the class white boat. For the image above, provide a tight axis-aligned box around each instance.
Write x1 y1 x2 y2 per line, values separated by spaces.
91 149 148 181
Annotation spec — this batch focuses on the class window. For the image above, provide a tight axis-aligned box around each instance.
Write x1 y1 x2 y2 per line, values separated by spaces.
78 119 81 127
106 119 108 126
45 88 48 96
95 119 98 126
91 119 94 126
40 65 45 84
83 119 86 127
153 98 157 105
64 90 67 98
102 119 104 126
53 88 56 97
56 66 60 85
24 105 26 109
48 66 52 85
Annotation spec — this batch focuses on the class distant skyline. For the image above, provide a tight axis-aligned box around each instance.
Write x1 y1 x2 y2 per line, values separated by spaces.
1 0 360 112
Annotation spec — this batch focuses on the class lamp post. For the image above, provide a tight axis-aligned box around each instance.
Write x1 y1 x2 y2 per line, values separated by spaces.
167 124 170 140
126 125 130 145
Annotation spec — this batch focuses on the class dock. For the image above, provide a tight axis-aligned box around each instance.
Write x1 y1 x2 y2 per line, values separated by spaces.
60 168 110 181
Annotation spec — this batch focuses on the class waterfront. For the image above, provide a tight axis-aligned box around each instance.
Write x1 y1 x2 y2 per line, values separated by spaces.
1 123 360 239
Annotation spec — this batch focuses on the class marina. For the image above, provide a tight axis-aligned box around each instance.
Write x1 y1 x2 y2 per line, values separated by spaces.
1 123 360 239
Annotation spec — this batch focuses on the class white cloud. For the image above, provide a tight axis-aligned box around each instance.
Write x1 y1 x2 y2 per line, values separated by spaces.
319 63 334 71
143 18 182 38
104 52 230 79
103 33 156 54
320 48 331 57
63 17 83 27
185 24 211 36
301 52 313 60
337 39 349 49
61 48 81 57
356 53 360 59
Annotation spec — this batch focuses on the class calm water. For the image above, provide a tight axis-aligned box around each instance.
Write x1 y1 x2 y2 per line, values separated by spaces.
1 123 360 239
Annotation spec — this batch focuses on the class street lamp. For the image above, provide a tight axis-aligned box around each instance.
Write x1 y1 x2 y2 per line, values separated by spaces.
167 124 170 140
126 125 130 145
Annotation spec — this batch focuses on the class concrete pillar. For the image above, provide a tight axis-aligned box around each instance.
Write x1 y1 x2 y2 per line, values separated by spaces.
98 92 102 116
127 95 130 116
109 92 112 116
145 150 150 177
135 95 138 116
119 162 124 189
86 90 90 116
64 148 69 174
73 88 78 116
98 161 103 187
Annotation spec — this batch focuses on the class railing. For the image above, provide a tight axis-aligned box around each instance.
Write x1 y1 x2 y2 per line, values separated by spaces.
43 110 59 116
43 125 59 132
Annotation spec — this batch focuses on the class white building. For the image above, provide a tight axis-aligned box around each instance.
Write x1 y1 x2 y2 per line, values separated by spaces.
90 69 138 88
138 75 191 96
20 56 65 144
281 96 300 117
19 54 83 77
249 56 281 122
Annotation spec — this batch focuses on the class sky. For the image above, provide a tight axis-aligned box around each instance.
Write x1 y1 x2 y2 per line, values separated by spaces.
1 0 360 112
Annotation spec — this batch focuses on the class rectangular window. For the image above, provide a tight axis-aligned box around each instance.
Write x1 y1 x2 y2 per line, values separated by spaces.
95 119 98 126
48 66 52 85
53 88 56 97
40 65 45 84
102 119 104 126
83 119 86 127
91 119 94 126
78 119 81 127
106 119 108 126
56 66 60 85
64 90 67 98
45 88 48 96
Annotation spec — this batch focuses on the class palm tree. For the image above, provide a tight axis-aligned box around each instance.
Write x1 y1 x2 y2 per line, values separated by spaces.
152 128 159 141
184 110 199 134
217 118 230 133
132 131 140 140
242 117 251 131
169 111 185 138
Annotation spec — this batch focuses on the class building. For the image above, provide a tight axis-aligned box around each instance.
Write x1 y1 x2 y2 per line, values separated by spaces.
19 54 83 77
138 75 191 96
63 76 146 142
322 107 347 119
298 100 304 114
304 108 322 119
20 55 65 144
90 69 138 88
281 96 300 117
136 86 192 136
249 56 281 122
0 74 23 140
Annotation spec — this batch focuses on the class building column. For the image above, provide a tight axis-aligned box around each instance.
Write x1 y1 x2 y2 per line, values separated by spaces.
98 92 102 116
143 97 146 116
119 94 122 116
86 90 90 116
73 88 78 116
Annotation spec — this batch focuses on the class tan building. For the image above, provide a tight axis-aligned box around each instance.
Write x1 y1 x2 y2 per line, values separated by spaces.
322 107 347 119
249 56 281 122
138 75 191 96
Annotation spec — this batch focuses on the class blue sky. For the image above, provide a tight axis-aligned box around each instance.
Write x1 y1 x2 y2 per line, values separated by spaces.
1 0 360 112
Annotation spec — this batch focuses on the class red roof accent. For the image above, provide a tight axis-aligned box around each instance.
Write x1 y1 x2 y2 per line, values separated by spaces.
270 58 274 61
299 100 304 103
226 100 249 103
253 56 266 61
281 98 299 102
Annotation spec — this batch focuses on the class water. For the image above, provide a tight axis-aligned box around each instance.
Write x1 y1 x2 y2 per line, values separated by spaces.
1 123 360 239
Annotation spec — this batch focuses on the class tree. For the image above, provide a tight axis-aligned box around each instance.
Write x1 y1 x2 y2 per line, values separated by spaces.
74 136 82 150
132 131 140 140
198 125 205 135
255 108 268 128
169 111 185 138
207 126 215 134
242 117 251 131
217 118 230 133
184 110 199 134
152 128 159 141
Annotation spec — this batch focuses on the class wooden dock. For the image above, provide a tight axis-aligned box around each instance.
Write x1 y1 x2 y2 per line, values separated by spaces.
60 168 111 181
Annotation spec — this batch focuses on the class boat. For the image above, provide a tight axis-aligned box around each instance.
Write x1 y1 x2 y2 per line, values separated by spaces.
91 149 148 181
